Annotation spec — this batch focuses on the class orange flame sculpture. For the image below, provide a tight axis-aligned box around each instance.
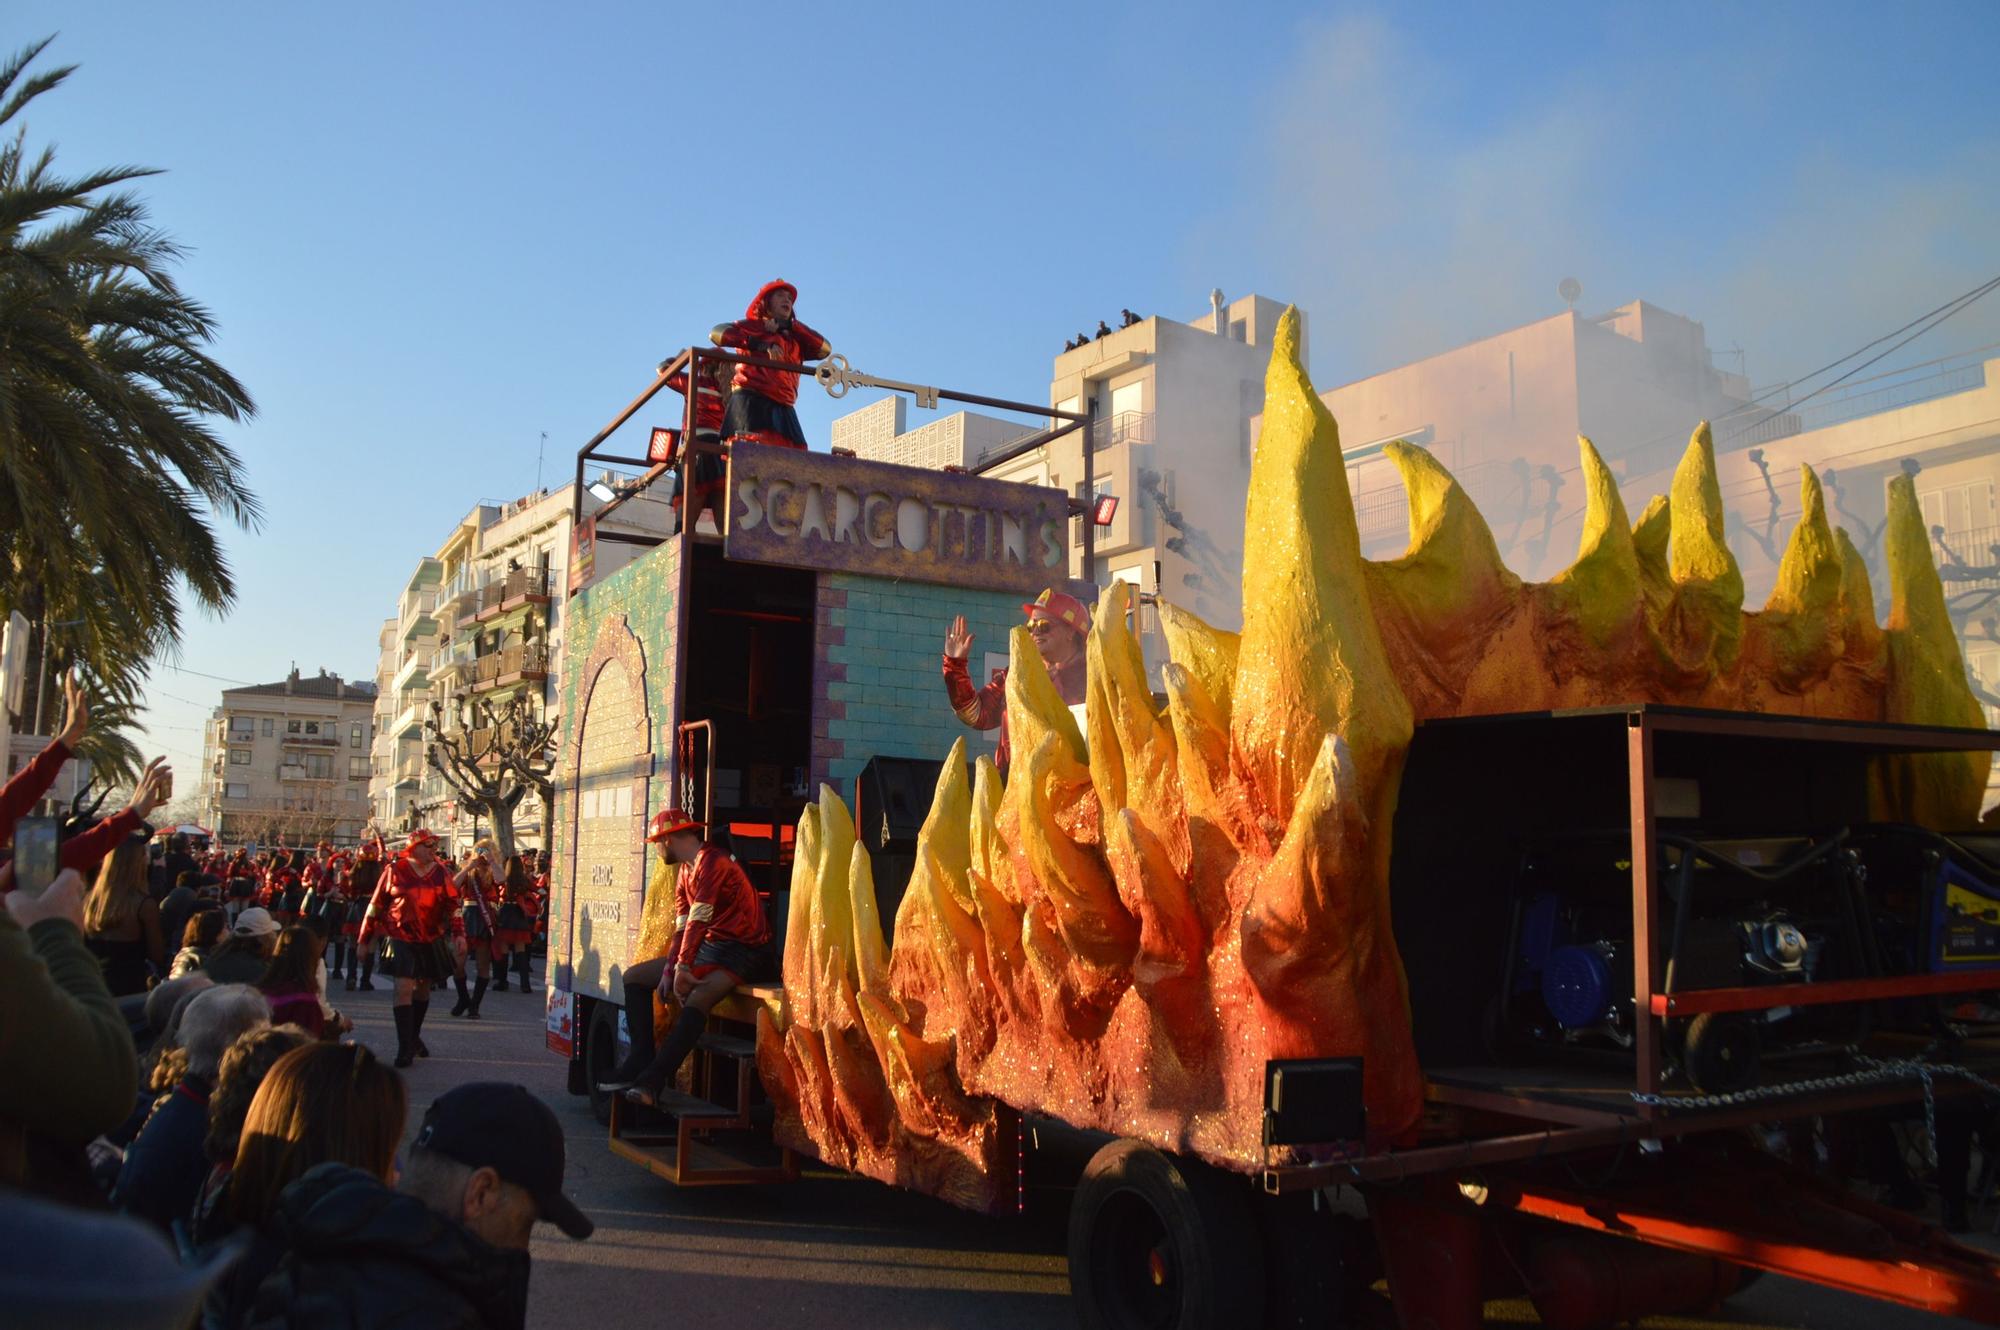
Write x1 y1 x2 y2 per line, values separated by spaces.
755 308 1987 1211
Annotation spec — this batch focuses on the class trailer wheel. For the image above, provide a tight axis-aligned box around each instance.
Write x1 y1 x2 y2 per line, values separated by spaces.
585 1000 621 1125
1682 1012 1760 1095
1068 1139 1266 1330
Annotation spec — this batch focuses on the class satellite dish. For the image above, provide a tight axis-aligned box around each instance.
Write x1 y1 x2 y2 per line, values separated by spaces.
1558 277 1583 309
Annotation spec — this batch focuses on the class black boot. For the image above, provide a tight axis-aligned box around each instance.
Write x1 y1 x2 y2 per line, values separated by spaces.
493 962 509 993
633 1005 708 1101
515 951 532 994
450 973 471 1017
392 1005 416 1068
344 958 357 993
412 998 431 1057
328 941 343 979
359 952 376 991
599 983 659 1088
468 976 488 1020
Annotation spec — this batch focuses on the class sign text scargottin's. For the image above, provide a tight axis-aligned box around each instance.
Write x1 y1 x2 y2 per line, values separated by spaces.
725 442 1068 594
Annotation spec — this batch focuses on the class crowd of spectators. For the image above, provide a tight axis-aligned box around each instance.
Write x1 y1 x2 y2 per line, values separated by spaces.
0 671 592 1327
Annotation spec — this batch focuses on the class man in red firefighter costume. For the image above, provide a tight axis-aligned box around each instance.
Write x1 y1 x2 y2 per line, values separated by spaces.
710 279 831 450
598 809 773 1100
665 353 733 534
942 587 1090 779
358 827 465 1068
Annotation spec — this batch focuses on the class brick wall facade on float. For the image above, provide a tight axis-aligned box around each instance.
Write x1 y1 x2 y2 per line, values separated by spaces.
550 540 678 999
811 573 1023 800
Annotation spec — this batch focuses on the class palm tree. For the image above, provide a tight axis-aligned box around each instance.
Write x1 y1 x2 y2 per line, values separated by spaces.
0 36 260 779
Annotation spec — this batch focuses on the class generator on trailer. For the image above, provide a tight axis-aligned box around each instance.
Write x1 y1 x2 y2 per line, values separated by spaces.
544 319 2000 1329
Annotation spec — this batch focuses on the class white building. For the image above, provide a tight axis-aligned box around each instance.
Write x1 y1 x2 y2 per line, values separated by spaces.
832 395 1033 472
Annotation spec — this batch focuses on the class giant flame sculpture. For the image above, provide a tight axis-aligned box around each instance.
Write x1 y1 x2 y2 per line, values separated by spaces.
753 308 1987 1212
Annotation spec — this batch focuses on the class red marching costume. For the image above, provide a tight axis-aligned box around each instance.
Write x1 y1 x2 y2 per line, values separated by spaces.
668 844 772 980
358 828 463 1066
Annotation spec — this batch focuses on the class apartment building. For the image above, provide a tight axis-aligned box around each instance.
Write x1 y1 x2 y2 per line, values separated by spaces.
368 482 673 854
200 668 378 847
832 395 1032 472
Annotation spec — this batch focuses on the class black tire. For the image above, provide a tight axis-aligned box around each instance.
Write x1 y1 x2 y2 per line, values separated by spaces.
1068 1139 1266 1330
1682 1012 1761 1095
585 999 621 1125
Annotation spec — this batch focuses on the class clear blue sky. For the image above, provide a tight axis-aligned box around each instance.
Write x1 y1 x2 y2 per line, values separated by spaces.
7 1 1998 779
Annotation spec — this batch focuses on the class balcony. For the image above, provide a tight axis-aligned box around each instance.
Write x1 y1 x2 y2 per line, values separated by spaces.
399 586 441 643
280 732 340 749
280 762 334 782
390 689 431 739
472 643 550 690
475 567 552 622
393 751 425 788
392 647 429 694
1089 409 1154 453
430 640 477 687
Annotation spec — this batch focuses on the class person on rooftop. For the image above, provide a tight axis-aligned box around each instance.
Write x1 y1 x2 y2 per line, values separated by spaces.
709 279 832 451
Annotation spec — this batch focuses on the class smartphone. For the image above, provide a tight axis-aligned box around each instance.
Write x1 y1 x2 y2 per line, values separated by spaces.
159 767 173 801
13 816 60 897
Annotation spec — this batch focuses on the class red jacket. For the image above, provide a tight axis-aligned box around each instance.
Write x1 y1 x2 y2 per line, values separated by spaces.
358 856 463 946
670 845 770 968
709 280 829 407
0 737 143 879
668 368 728 433
941 651 1087 777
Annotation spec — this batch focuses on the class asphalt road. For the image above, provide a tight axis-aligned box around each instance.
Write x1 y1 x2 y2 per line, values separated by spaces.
334 973 1991 1329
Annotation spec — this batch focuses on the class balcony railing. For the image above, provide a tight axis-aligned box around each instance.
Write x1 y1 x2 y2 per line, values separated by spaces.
1090 409 1154 453
1732 346 1994 449
1934 524 2000 596
475 567 552 621
280 733 340 748
472 643 550 688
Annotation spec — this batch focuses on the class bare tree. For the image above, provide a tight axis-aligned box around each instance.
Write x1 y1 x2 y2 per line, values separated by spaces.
423 692 558 863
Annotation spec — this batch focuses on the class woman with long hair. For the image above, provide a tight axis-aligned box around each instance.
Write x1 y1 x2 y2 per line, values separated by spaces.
83 837 164 995
205 1042 406 1325
190 1024 312 1245
169 907 229 979
256 927 331 1038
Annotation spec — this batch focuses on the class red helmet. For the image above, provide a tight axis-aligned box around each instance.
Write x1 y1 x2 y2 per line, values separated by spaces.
647 808 704 843
405 828 442 852
1023 587 1090 637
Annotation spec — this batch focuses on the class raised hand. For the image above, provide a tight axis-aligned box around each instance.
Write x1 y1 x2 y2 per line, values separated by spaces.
944 615 973 660
126 757 172 818
55 670 88 749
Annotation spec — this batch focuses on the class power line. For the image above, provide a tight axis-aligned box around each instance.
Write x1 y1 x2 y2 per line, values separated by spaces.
157 663 255 686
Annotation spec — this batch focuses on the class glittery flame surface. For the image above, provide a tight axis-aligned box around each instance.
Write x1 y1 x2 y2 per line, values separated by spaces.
754 307 1986 1207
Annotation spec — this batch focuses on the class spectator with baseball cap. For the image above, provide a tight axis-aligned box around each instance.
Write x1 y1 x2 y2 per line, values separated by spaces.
244 1081 590 1329
202 906 280 985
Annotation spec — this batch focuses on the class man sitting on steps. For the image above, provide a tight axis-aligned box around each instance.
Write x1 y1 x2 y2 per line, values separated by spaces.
598 809 773 1102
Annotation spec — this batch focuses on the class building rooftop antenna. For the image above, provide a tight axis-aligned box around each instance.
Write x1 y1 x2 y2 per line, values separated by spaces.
1559 277 1583 311
536 430 547 494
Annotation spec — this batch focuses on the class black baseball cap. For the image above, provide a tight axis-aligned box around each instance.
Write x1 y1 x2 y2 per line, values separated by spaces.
414 1082 594 1239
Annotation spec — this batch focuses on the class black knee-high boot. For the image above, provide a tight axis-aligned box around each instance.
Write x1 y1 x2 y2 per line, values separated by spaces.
392 1004 415 1068
469 975 489 1019
601 982 657 1086
450 970 471 1017
515 950 532 994
636 1005 708 1098
359 950 375 990
412 996 431 1057
493 955 509 992
329 939 344 978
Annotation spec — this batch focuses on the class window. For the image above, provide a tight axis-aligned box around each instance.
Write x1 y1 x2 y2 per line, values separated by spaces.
1918 481 1996 539
303 753 333 779
348 757 369 780
262 718 274 737
226 782 249 800
1228 318 1247 342
345 787 360 802
350 723 363 749
228 715 255 741
229 748 252 766
1109 380 1143 420
304 721 320 736
286 720 301 735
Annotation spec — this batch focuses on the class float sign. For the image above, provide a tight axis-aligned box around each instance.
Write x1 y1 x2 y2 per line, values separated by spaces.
725 441 1068 594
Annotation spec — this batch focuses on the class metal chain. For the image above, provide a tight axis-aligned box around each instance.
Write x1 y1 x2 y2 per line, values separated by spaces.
1629 1054 2000 1168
